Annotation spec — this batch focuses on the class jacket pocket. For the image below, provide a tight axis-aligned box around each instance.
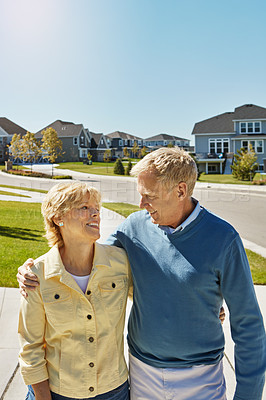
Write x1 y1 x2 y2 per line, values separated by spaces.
98 276 128 318
42 288 74 328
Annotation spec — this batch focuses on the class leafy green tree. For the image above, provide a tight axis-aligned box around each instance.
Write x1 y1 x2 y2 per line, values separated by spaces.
103 149 111 172
231 145 258 181
131 142 139 159
41 128 64 176
113 158 125 175
87 151 92 162
21 132 41 172
126 160 132 175
167 142 174 148
9 134 22 168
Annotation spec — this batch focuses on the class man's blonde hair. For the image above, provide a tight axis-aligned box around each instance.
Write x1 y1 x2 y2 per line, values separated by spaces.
130 147 197 196
41 181 101 248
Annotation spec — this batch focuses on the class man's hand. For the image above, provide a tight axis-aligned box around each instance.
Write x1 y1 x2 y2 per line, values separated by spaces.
219 306 225 324
17 258 39 298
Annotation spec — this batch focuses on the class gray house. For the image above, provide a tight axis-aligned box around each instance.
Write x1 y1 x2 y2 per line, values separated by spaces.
192 104 266 174
144 134 191 151
35 120 91 162
106 131 143 158
0 117 27 163
89 132 110 161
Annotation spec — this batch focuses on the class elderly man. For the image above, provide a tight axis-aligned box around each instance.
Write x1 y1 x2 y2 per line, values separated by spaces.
18 148 265 400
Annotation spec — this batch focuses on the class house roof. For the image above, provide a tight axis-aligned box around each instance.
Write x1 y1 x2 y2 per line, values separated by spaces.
145 133 188 141
106 131 142 140
0 117 28 136
35 120 84 138
192 104 266 134
90 132 104 146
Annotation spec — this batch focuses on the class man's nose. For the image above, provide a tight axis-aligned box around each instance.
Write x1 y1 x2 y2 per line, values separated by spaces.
139 197 146 209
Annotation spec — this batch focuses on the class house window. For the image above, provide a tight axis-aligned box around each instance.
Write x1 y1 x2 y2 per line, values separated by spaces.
0 150 3 159
209 139 229 154
73 137 78 145
119 139 123 146
0 137 3 144
239 121 261 134
80 149 87 158
62 126 67 131
208 164 218 173
241 139 264 153
100 139 104 145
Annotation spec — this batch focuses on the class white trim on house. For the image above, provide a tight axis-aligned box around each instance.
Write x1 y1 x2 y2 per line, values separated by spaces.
241 139 264 154
196 158 225 174
194 132 235 136
208 138 230 153
231 136 266 140
233 118 266 122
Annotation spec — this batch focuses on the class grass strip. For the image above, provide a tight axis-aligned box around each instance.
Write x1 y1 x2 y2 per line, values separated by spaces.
0 190 30 198
0 184 48 194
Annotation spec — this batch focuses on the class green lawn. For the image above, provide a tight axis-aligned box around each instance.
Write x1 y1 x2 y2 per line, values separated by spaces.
198 172 263 185
57 161 137 176
0 201 49 287
0 201 265 287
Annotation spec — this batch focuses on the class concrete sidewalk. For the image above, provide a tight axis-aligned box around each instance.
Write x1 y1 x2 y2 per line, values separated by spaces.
0 207 266 399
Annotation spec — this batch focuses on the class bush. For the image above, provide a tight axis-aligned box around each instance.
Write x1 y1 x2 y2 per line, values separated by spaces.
126 160 132 175
3 169 72 180
113 159 125 175
231 146 258 181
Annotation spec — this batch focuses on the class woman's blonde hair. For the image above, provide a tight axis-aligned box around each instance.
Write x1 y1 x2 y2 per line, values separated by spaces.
41 181 101 248
130 147 197 196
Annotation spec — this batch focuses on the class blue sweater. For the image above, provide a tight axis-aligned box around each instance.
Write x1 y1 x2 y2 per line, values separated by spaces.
106 208 266 400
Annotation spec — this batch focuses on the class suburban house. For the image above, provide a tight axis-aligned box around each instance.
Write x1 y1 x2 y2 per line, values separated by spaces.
144 133 191 151
106 131 144 158
0 117 27 163
192 104 266 174
89 132 110 161
35 120 92 162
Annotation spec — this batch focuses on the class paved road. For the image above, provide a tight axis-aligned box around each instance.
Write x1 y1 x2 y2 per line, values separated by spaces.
1 167 266 248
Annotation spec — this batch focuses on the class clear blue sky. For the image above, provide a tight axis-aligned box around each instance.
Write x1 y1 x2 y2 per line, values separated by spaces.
1 0 266 143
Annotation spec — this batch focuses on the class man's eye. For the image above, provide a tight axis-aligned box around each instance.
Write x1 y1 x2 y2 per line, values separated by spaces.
81 206 88 210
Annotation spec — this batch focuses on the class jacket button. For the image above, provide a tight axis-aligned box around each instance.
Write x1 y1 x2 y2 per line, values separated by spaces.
89 387 94 392
89 362 94 367
87 314 92 320
54 294 60 299
89 337 94 342
112 282 116 288
87 290 91 295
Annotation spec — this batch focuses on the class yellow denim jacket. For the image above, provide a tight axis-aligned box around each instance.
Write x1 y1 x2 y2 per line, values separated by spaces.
18 243 133 398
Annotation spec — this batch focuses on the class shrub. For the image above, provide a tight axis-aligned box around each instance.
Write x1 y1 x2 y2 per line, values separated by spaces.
113 159 125 175
126 160 132 175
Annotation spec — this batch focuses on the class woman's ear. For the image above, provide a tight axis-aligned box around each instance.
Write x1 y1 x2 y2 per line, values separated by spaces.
52 217 61 227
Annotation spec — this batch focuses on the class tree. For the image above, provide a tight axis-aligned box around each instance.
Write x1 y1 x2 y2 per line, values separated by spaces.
9 134 22 168
123 147 130 158
126 160 132 175
113 158 125 175
140 146 149 158
41 128 64 176
131 142 139 159
87 151 92 164
231 145 258 181
103 149 111 172
20 132 41 172
167 142 174 148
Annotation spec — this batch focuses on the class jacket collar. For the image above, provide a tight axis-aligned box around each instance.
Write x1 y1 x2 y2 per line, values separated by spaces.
44 242 111 280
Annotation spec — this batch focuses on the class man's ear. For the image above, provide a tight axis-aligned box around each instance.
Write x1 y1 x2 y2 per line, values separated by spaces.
176 182 187 200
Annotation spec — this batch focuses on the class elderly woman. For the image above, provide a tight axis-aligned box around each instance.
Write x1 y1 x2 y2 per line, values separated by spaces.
18 181 132 400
